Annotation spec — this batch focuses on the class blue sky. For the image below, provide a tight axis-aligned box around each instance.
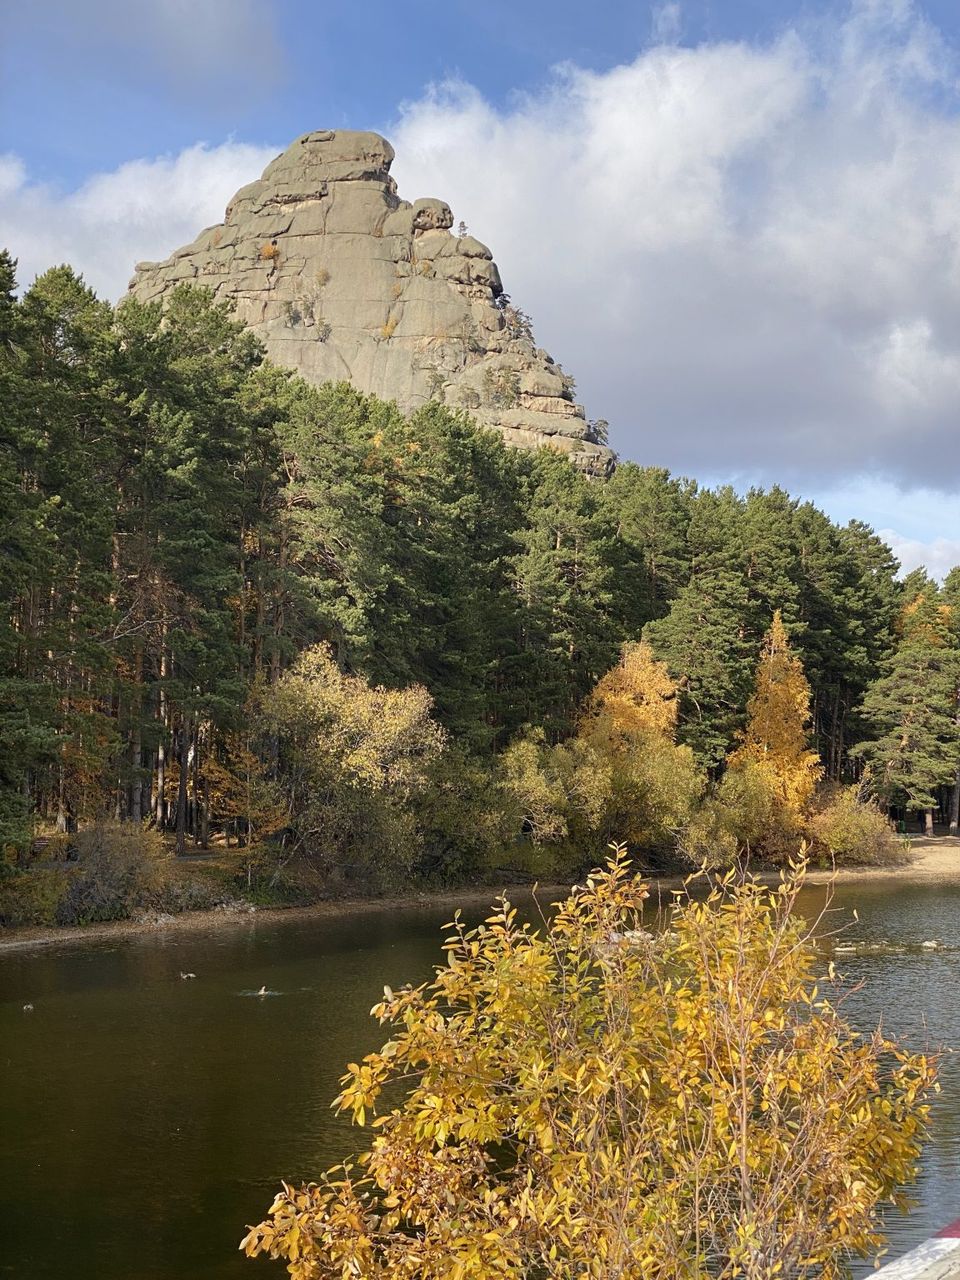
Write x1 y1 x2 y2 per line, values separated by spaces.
2 0 960 575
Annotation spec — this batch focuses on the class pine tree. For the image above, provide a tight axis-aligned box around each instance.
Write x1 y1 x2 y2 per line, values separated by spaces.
942 566 960 833
13 266 120 831
601 463 693 632
644 490 755 768
855 589 960 830
0 251 59 849
509 450 619 735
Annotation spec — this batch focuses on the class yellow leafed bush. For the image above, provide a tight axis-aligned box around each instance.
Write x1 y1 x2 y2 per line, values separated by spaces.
242 851 936 1280
807 783 907 866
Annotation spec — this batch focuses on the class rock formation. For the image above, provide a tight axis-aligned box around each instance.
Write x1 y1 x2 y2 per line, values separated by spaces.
128 130 613 476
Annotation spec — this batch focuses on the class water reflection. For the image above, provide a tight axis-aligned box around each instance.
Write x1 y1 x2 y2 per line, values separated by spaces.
1 882 959 1279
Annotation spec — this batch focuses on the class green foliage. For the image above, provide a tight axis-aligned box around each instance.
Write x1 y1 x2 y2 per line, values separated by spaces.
807 784 905 867
243 853 937 1280
411 747 513 883
855 589 960 810
0 247 947 893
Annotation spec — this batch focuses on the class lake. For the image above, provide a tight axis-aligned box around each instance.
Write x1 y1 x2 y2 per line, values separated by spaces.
2 878 959 1279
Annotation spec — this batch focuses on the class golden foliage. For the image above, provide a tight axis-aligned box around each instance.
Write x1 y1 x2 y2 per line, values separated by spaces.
573 644 700 853
583 640 680 747
201 734 287 842
260 242 281 261
807 783 905 867
499 647 700 861
380 315 398 339
580 640 679 745
499 731 612 847
268 645 443 795
900 592 952 642
728 612 822 817
242 852 936 1280
262 646 445 877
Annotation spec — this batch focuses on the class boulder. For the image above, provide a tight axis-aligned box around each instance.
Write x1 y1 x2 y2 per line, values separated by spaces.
128 129 614 476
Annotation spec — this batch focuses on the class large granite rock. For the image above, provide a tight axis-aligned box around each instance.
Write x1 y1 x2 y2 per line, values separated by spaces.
128 130 614 476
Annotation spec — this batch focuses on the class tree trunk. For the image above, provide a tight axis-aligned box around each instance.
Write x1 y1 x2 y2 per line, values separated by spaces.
154 640 169 830
924 807 934 837
949 768 960 836
129 642 143 822
175 715 191 856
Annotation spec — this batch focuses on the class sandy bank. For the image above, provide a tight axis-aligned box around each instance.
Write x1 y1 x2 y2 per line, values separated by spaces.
1 836 957 955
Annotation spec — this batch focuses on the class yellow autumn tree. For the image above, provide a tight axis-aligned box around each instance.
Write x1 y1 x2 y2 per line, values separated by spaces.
262 645 445 881
580 639 679 744
200 733 288 845
728 611 822 817
577 641 702 853
242 851 936 1280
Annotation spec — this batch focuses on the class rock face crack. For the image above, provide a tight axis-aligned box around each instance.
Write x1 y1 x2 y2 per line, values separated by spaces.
128 129 614 476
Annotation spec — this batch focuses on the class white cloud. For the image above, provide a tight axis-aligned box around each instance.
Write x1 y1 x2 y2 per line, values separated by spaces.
652 3 683 45
2 0 960 522
0 141 278 300
799 477 960 578
387 0 960 495
879 530 960 580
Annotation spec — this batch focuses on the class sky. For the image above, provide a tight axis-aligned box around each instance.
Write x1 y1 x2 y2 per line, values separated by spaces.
2 0 960 577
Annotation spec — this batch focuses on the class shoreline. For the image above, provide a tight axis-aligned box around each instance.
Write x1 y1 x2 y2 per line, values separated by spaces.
1 836 957 955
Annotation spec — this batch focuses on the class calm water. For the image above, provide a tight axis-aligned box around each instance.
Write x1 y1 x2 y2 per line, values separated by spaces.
2 880 960 1279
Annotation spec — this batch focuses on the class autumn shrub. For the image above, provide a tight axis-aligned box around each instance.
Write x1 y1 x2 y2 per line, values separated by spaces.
498 731 575 846
701 757 803 865
599 733 703 858
54 822 166 925
499 727 701 870
807 783 906 867
677 792 740 868
0 864 66 926
262 645 445 887
497 731 613 872
243 852 937 1280
152 863 228 914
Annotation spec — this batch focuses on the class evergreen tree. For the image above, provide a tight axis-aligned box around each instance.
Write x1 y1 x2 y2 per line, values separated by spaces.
0 251 57 849
509 450 619 735
601 464 693 633
855 589 960 831
644 490 755 768
942 565 960 833
14 266 120 831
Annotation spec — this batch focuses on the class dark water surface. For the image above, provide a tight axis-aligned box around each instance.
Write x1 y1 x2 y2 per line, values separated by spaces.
2 879 960 1279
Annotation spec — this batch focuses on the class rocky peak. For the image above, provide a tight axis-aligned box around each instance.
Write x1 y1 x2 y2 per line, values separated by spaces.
128 130 614 476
